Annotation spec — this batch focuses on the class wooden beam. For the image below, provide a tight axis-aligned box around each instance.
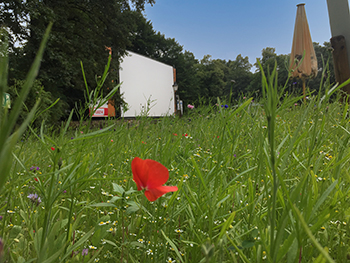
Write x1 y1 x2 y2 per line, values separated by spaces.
331 35 350 99
326 0 350 70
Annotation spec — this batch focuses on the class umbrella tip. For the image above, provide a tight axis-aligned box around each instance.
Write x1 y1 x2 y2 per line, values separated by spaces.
297 3 305 7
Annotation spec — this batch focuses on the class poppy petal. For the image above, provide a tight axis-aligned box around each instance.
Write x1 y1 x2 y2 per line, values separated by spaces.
131 157 149 191
144 159 170 189
144 186 178 201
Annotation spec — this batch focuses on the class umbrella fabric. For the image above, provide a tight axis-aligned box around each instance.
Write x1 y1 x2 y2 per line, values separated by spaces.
290 3 318 79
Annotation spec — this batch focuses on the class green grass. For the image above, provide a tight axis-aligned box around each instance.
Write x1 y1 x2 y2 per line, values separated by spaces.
1 38 349 262
2 88 350 262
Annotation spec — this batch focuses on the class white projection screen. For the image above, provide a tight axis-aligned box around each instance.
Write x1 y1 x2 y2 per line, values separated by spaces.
119 51 175 117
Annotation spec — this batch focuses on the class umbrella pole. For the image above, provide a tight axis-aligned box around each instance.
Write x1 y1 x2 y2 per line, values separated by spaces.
302 78 306 103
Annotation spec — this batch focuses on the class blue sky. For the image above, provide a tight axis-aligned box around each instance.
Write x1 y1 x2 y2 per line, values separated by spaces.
144 1 331 67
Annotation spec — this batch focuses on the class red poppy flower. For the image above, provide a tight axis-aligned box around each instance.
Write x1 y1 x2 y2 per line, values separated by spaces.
131 157 178 201
51 147 55 151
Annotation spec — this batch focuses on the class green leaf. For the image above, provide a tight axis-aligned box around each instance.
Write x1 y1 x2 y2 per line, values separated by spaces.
226 234 250 263
112 183 125 194
90 202 117 208
40 246 65 263
126 201 140 215
310 179 338 221
129 241 145 248
251 228 259 238
59 227 95 262
292 205 335 263
70 124 115 141
9 225 22 238
161 230 184 263
0 23 52 191
217 211 236 241
4 23 52 142
241 240 255 249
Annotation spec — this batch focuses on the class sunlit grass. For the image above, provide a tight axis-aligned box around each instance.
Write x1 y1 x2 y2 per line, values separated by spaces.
1 90 350 262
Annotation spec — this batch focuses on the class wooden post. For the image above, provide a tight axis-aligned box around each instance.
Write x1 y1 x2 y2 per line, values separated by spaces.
327 0 350 70
331 35 350 98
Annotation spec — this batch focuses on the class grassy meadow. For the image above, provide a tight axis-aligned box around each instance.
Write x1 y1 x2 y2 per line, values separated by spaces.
2 83 350 263
1 33 350 262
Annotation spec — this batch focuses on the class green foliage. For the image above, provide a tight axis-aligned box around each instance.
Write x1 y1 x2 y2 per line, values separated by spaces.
3 0 155 121
2 75 350 261
8 79 65 127
223 55 254 101
0 23 52 192
177 51 200 103
251 43 336 100
307 42 335 93
196 55 226 101
3 3 349 263
0 22 123 262
2 0 336 117
77 54 121 130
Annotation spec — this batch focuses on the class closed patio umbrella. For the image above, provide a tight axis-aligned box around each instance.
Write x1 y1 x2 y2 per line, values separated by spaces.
290 3 318 100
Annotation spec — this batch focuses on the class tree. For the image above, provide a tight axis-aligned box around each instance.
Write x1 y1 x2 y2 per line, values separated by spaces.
285 42 335 96
224 55 253 100
128 16 201 106
128 12 157 57
249 48 291 97
195 55 225 102
2 0 155 122
306 42 335 93
0 0 30 51
175 51 200 104
249 47 277 96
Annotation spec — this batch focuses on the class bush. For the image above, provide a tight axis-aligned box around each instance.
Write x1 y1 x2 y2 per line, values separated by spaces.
8 79 67 127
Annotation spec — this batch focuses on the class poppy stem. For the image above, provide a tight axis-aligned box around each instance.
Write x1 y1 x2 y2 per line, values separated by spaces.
303 79 306 103
121 210 125 262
